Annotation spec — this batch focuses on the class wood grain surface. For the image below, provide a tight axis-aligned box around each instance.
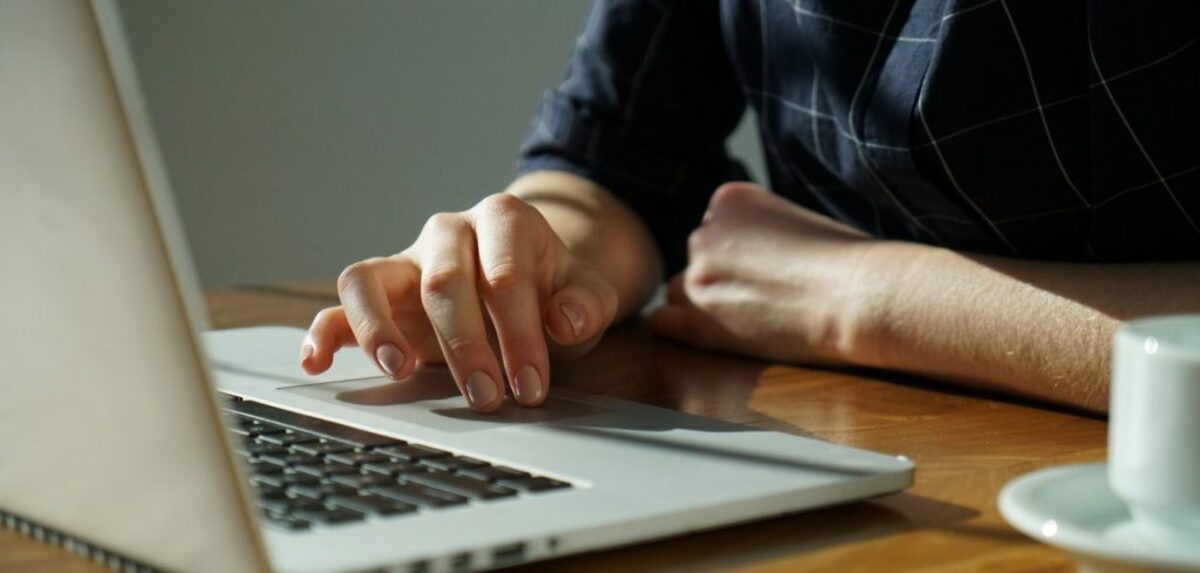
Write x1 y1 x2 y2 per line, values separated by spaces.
2 280 1104 572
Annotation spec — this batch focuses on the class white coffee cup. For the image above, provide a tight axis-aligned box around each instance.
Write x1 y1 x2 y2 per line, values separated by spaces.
1109 315 1200 551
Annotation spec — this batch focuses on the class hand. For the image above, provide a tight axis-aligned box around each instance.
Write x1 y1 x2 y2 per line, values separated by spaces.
648 182 887 366
301 193 619 412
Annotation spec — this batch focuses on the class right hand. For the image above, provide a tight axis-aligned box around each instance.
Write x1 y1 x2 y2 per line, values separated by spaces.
300 193 619 412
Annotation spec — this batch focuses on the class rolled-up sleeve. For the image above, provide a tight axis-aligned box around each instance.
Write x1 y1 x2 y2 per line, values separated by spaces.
518 0 748 276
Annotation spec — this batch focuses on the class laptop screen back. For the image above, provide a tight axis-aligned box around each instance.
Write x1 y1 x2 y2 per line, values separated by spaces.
0 1 266 570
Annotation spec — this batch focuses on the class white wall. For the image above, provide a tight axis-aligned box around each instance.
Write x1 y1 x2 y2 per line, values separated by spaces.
116 1 763 286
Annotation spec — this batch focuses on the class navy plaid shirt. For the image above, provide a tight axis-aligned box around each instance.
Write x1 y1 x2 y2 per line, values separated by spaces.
518 0 1200 275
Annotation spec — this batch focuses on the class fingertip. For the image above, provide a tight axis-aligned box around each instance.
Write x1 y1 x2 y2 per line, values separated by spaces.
299 336 325 375
374 342 409 380
391 360 418 383
463 371 504 413
471 399 503 414
511 365 547 407
301 350 332 375
467 395 503 413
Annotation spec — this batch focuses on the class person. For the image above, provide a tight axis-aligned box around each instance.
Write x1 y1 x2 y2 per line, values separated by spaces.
300 1 1200 414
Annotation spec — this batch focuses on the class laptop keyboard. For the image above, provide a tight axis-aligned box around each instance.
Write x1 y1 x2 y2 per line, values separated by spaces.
221 397 571 532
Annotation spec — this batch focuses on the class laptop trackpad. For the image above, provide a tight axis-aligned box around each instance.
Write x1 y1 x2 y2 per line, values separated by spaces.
280 367 609 433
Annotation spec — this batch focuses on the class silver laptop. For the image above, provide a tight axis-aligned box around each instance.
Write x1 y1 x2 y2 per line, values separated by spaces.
0 2 913 571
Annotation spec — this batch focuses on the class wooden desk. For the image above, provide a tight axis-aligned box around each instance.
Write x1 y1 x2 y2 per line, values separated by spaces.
1 281 1106 572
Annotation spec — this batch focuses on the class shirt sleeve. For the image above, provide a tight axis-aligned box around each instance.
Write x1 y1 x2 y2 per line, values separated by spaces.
517 0 749 276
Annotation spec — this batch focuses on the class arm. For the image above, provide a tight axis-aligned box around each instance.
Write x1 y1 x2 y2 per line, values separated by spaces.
856 243 1200 412
648 182 1198 414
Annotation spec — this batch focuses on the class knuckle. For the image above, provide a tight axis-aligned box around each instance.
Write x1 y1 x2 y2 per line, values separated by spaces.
439 334 482 357
687 228 710 253
685 261 720 290
708 182 756 212
481 260 527 295
422 212 466 235
349 315 386 340
421 265 468 298
313 307 340 324
480 192 529 217
337 261 375 293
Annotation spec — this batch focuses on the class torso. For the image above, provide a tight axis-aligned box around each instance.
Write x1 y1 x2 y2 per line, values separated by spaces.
722 0 1200 260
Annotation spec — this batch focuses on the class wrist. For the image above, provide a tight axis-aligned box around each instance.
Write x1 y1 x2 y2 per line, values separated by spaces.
835 240 941 370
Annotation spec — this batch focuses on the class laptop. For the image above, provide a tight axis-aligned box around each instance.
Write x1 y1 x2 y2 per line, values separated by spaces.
0 2 914 571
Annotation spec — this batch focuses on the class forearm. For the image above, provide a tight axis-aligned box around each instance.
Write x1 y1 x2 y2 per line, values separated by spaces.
853 243 1200 413
504 170 663 321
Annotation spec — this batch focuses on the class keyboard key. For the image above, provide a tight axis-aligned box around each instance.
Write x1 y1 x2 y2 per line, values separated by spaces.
248 460 286 474
259 497 288 513
251 473 287 489
258 452 323 467
228 425 254 438
290 441 356 456
230 419 288 437
368 483 468 508
496 476 571 493
418 457 487 472
232 440 264 457
329 494 417 517
362 460 426 478
325 451 391 466
261 496 324 514
294 507 365 526
329 473 396 489
255 486 292 509
407 471 517 500
456 466 530 483
251 471 321 489
287 483 357 501
264 515 311 531
258 431 320 447
249 423 288 436
243 442 289 458
375 443 450 461
292 463 362 479
254 483 287 499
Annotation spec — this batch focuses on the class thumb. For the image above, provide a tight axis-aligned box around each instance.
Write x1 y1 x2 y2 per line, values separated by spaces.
543 263 618 352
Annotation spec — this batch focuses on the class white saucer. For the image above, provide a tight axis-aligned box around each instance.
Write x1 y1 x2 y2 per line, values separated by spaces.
999 463 1200 573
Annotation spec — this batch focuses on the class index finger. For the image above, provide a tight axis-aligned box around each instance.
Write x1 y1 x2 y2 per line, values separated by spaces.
336 256 420 381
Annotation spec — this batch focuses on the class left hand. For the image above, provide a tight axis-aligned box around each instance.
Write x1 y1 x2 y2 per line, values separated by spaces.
647 182 890 366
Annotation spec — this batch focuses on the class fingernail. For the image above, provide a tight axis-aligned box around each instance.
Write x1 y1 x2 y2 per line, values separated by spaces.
375 343 404 378
561 303 584 337
513 365 543 405
465 371 498 408
300 343 314 362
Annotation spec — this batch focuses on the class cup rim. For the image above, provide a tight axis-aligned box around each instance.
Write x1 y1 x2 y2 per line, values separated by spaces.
1118 315 1200 360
